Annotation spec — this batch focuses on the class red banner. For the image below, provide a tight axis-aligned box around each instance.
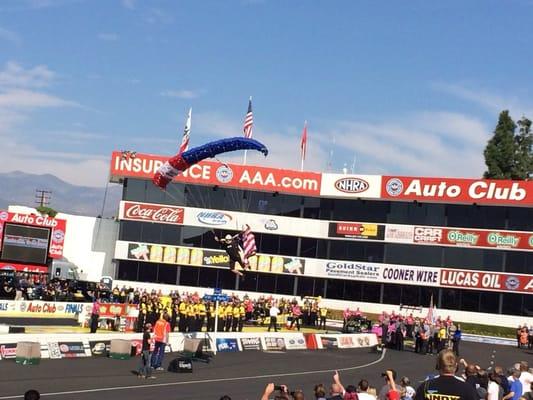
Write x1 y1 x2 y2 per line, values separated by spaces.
109 151 321 196
0 262 48 273
440 269 533 294
0 211 66 259
121 201 184 224
413 226 533 250
382 176 533 206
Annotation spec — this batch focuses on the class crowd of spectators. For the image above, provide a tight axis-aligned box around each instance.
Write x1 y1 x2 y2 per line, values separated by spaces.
242 350 533 400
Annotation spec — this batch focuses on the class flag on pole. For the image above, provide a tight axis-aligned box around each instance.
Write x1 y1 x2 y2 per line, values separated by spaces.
241 224 256 266
243 97 253 139
178 108 192 154
426 294 436 324
300 121 308 171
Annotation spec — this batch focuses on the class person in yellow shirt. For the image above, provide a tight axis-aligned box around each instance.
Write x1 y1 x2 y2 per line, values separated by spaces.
225 303 233 332
206 302 215 332
238 302 246 332
186 302 196 332
197 301 207 332
178 299 187 332
232 302 240 332
217 303 226 332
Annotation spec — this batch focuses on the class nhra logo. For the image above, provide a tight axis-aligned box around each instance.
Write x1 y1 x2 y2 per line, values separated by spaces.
197 211 232 226
334 178 369 194
53 229 65 243
0 211 8 221
505 276 520 290
386 178 404 196
264 219 278 230
216 165 233 184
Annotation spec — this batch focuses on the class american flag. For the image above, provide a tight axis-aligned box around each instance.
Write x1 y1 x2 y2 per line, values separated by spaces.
178 108 192 154
426 294 436 324
243 97 253 139
242 224 257 265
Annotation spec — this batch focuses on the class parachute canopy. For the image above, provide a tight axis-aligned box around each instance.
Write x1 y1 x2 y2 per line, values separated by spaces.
153 137 268 189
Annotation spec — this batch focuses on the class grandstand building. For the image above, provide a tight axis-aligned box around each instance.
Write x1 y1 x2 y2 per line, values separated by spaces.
110 151 533 319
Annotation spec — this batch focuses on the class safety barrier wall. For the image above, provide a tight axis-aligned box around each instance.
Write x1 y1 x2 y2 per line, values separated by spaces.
0 331 378 360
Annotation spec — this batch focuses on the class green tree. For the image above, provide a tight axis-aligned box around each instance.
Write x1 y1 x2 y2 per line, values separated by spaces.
513 116 533 179
483 110 517 179
36 205 58 218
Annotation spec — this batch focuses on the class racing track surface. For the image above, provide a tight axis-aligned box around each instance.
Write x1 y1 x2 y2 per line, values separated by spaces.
0 342 529 400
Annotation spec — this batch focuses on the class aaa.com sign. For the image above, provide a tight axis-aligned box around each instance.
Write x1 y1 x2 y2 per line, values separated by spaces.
109 151 321 196
0 211 66 258
440 269 533 294
119 201 184 225
382 176 533 206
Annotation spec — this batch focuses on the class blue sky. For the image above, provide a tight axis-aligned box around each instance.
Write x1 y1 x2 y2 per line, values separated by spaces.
0 0 532 187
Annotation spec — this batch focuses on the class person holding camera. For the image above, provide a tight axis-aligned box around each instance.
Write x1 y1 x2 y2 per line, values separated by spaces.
414 350 478 400
379 370 399 400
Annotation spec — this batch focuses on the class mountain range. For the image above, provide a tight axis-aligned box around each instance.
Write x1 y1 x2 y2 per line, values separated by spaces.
0 171 122 217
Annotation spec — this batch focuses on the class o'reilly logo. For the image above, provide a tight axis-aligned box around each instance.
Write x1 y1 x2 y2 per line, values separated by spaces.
334 178 369 193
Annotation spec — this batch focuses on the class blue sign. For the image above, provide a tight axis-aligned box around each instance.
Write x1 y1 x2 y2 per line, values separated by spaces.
214 288 222 295
203 294 230 302
216 338 239 352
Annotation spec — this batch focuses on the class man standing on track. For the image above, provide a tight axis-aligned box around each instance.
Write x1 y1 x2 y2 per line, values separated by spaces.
268 302 280 332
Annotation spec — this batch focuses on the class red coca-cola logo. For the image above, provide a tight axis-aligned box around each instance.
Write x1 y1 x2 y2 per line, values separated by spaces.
123 202 184 224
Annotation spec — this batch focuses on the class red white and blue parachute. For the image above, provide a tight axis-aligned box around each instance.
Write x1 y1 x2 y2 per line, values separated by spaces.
153 137 268 189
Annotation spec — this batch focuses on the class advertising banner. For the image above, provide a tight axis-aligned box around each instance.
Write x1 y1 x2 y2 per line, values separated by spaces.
123 241 306 275
88 340 110 357
0 211 67 259
0 262 48 273
382 176 533 206
0 300 90 317
264 337 286 351
283 335 307 350
110 152 322 196
319 174 382 199
240 337 262 351
440 269 533 294
97 303 129 318
328 222 385 240
49 341 89 358
216 338 239 352
0 343 17 359
119 202 184 225
320 336 339 349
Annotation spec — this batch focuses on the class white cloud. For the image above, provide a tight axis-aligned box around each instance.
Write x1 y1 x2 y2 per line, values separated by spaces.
160 89 203 99
0 89 79 109
97 33 119 41
0 61 55 88
0 27 21 45
145 8 174 24
432 82 533 119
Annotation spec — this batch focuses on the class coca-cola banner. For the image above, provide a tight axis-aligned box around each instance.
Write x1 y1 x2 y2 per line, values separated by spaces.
119 201 184 225
382 176 533 206
110 151 321 196
0 211 66 259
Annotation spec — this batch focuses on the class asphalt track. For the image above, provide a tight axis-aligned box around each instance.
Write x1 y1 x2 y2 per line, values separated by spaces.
0 342 530 400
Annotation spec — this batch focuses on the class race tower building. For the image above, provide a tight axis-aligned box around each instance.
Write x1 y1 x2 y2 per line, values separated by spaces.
110 151 533 321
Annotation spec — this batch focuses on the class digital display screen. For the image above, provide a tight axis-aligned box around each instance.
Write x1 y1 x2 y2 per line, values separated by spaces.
1 223 50 264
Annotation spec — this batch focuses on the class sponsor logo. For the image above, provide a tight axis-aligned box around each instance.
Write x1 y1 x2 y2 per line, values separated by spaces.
52 229 65 243
385 226 413 241
59 344 69 352
334 177 369 194
196 211 232 226
264 219 278 230
0 211 8 220
414 227 442 243
487 232 519 248
386 178 403 196
505 276 520 290
0 344 16 358
530 235 533 248
336 223 377 237
325 262 380 279
123 202 184 224
446 230 479 246
92 343 106 355
215 165 234 184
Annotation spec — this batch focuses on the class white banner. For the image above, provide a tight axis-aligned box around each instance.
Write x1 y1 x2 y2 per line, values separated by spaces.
319 174 382 198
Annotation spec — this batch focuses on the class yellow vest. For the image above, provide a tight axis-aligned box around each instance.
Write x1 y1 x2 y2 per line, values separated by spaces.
320 308 327 317
225 305 233 318
179 302 187 314
233 306 240 318
198 303 207 316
